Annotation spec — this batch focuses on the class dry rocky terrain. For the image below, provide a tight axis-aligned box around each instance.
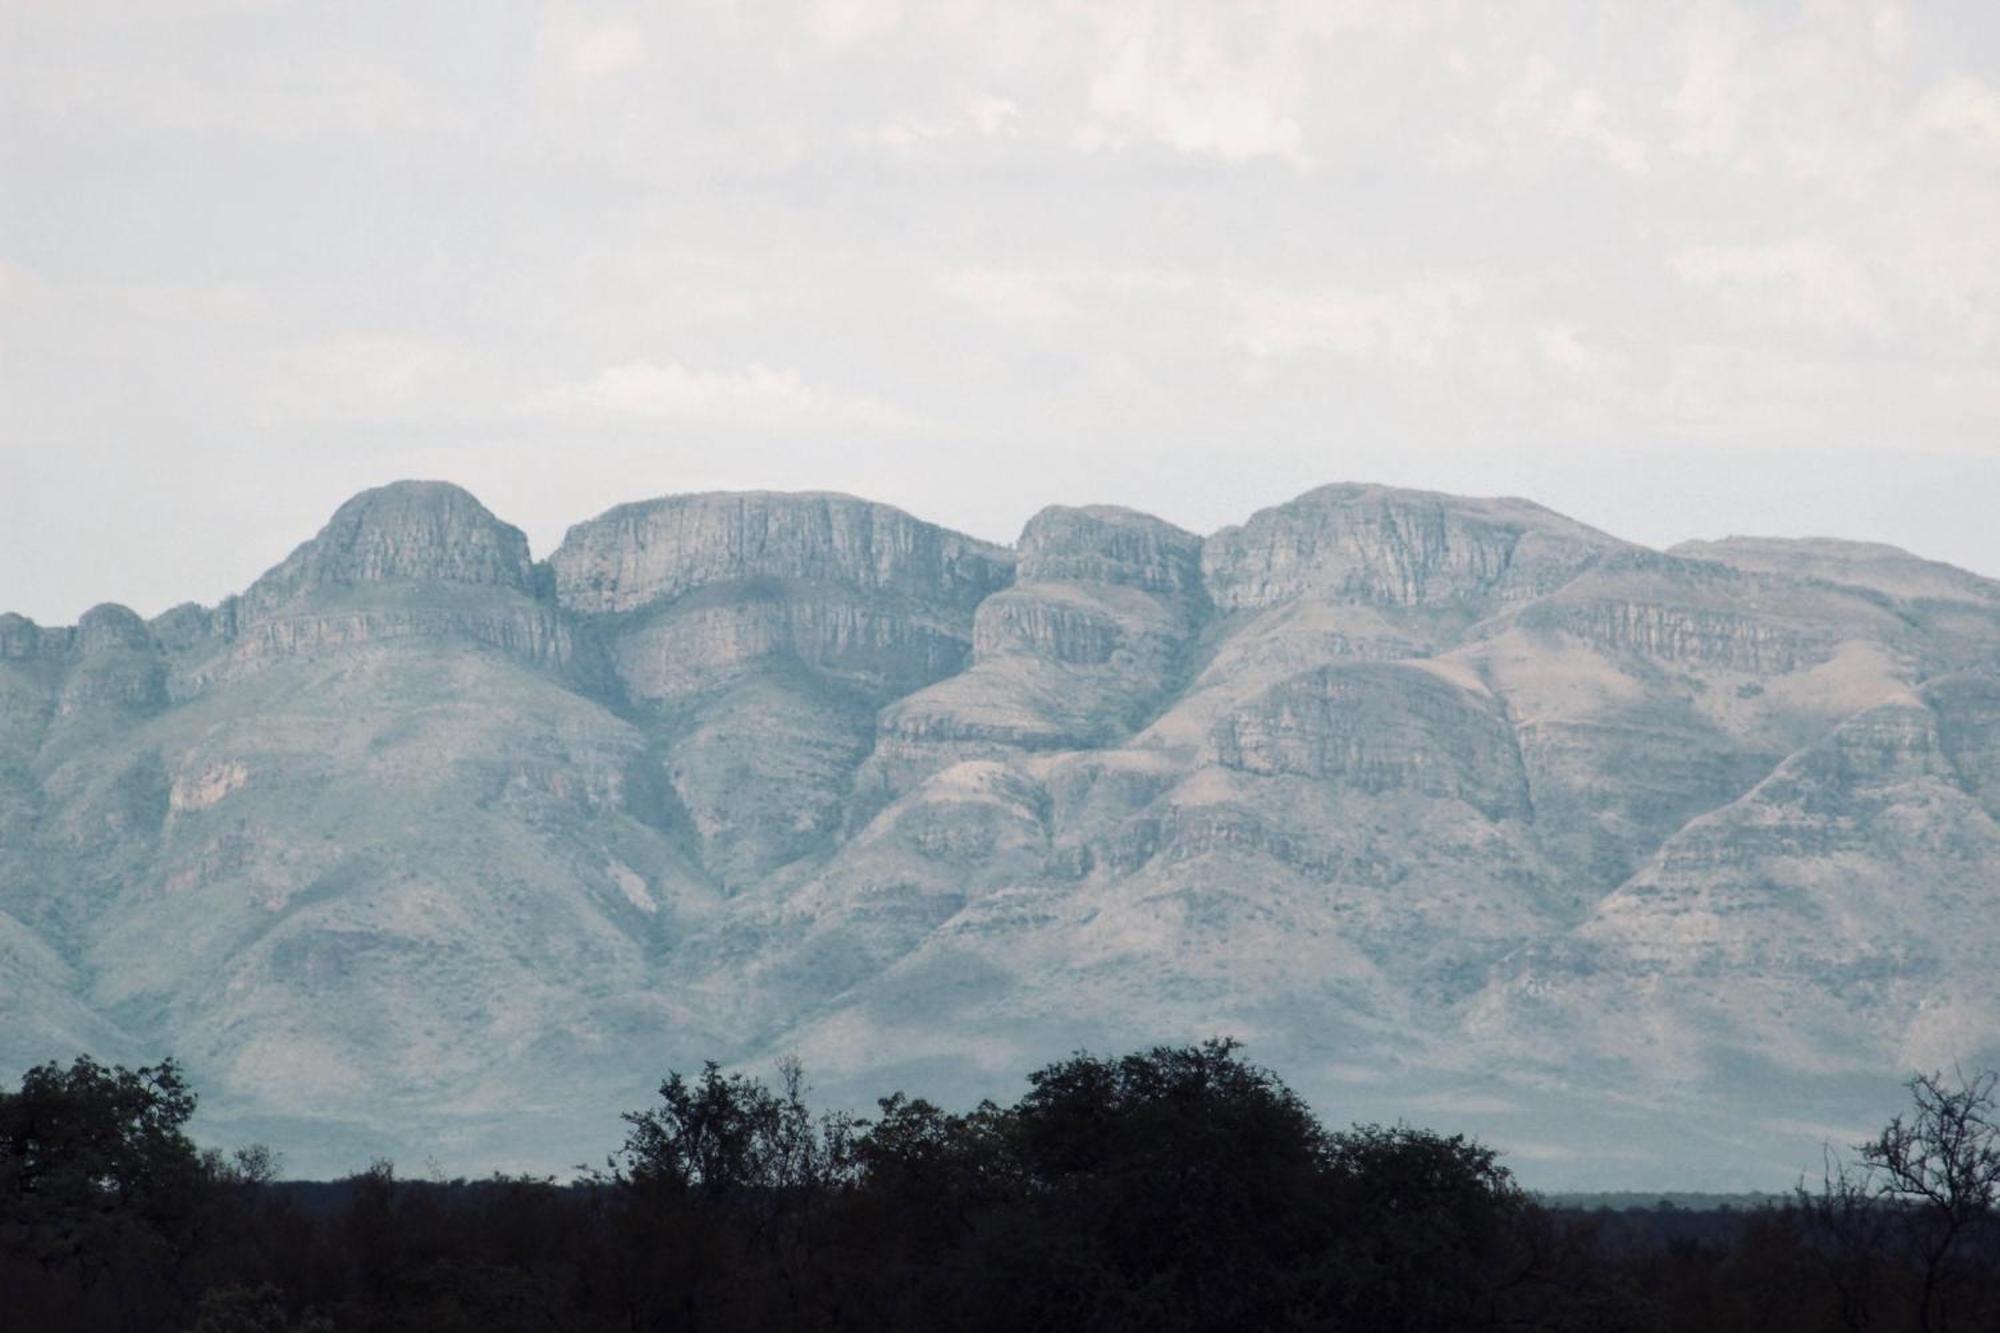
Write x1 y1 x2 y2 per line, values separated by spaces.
4 479 1996 1184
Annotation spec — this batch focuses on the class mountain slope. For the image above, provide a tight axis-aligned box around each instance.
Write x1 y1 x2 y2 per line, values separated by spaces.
3 478 1996 1184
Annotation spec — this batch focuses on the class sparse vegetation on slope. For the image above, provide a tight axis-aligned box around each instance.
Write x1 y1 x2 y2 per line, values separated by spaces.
6 480 2000 1180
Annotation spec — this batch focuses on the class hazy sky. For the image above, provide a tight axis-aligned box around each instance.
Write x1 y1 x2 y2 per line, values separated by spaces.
5 0 1999 624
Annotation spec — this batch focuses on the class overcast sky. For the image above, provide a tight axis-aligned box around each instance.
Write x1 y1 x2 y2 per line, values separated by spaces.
4 0 1999 623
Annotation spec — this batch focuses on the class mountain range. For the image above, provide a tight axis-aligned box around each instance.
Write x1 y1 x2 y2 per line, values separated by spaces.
4 478 1997 1187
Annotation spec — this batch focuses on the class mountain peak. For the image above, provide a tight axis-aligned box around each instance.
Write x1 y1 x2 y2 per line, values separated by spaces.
1016 504 1205 595
74 603 154 655
548 489 1014 617
1203 480 1626 612
243 480 535 612
0 611 47 660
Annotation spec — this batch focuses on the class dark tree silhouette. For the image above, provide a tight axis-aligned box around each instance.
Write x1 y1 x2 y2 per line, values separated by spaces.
5 1047 1997 1332
0 1056 208 1330
1820 1068 2000 1333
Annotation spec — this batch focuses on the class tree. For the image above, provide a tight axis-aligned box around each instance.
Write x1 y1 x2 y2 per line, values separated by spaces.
0 1056 210 1330
1814 1068 2000 1333
1866 1069 2000 1332
187 1284 332 1333
1320 1123 1537 1332
979 1040 1334 1330
603 1058 858 1329
612 1061 784 1200
0 1055 201 1214
1797 1144 1896 1333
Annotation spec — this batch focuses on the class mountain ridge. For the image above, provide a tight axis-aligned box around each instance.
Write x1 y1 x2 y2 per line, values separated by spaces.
3 477 1996 1187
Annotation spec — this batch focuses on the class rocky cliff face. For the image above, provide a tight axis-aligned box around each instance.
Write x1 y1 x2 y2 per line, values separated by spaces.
1206 662 1530 820
547 491 1012 618
5 479 1999 1187
545 492 1015 888
1470 688 2000 1086
54 605 168 734
868 506 1206 803
1200 484 1618 613
244 480 538 609
198 482 598 690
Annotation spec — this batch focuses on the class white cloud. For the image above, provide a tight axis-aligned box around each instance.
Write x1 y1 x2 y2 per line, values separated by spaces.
1080 18 1310 167
1673 238 1887 334
1409 1090 1519 1115
18 44 458 143
966 95 1023 137
556 23 648 79
1229 278 1484 366
1665 2 1756 164
812 0 903 51
527 361 920 433
865 95 1021 155
1661 1 1917 191
1486 60 1650 177
935 268 1078 327
1552 88 1649 174
1915 73 2000 151
0 258 51 310
1539 324 1603 375
1871 3 1910 59
248 337 466 424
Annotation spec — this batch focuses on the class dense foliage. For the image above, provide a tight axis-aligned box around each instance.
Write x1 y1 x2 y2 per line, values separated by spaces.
2 1044 1996 1332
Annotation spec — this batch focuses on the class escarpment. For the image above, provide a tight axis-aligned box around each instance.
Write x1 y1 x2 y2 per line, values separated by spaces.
867 506 1208 800
242 480 538 609
8 476 2000 1185
207 481 599 687
547 491 1014 617
1929 673 2000 820
1199 484 1621 614
1498 553 1895 675
546 492 1015 887
1478 691 2000 1080
1130 487 1628 754
548 492 1014 701
45 605 169 751
52 483 612 701
1206 662 1530 820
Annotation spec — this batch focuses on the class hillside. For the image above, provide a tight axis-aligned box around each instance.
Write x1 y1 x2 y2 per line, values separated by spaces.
4 479 1996 1185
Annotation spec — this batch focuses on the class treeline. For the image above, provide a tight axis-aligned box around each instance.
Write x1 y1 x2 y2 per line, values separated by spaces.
3 1042 1997 1332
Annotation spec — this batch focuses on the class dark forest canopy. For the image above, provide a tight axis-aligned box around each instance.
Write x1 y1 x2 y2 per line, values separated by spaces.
2 1043 1997 1333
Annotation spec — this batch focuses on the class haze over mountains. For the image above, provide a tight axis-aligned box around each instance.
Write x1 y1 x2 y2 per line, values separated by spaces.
4 479 1997 1186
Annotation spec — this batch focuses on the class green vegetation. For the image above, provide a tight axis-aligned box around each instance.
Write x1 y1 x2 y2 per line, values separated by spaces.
2 1043 1996 1331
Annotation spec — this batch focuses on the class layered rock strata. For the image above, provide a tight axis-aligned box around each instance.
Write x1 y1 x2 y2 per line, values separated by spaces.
4 478 1999 1188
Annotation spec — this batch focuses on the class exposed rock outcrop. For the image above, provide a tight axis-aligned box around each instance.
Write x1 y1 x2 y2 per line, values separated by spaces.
1015 504 1207 596
52 604 167 737
242 481 537 612
1673 536 2000 672
1206 662 1530 820
545 492 1014 887
6 476 2000 1188
868 506 1207 799
196 483 601 687
1201 483 1619 613
0 613 58 661
1500 552 1891 675
1931 672 2000 821
1673 536 2000 609
548 491 1013 618
1472 690 2000 1080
